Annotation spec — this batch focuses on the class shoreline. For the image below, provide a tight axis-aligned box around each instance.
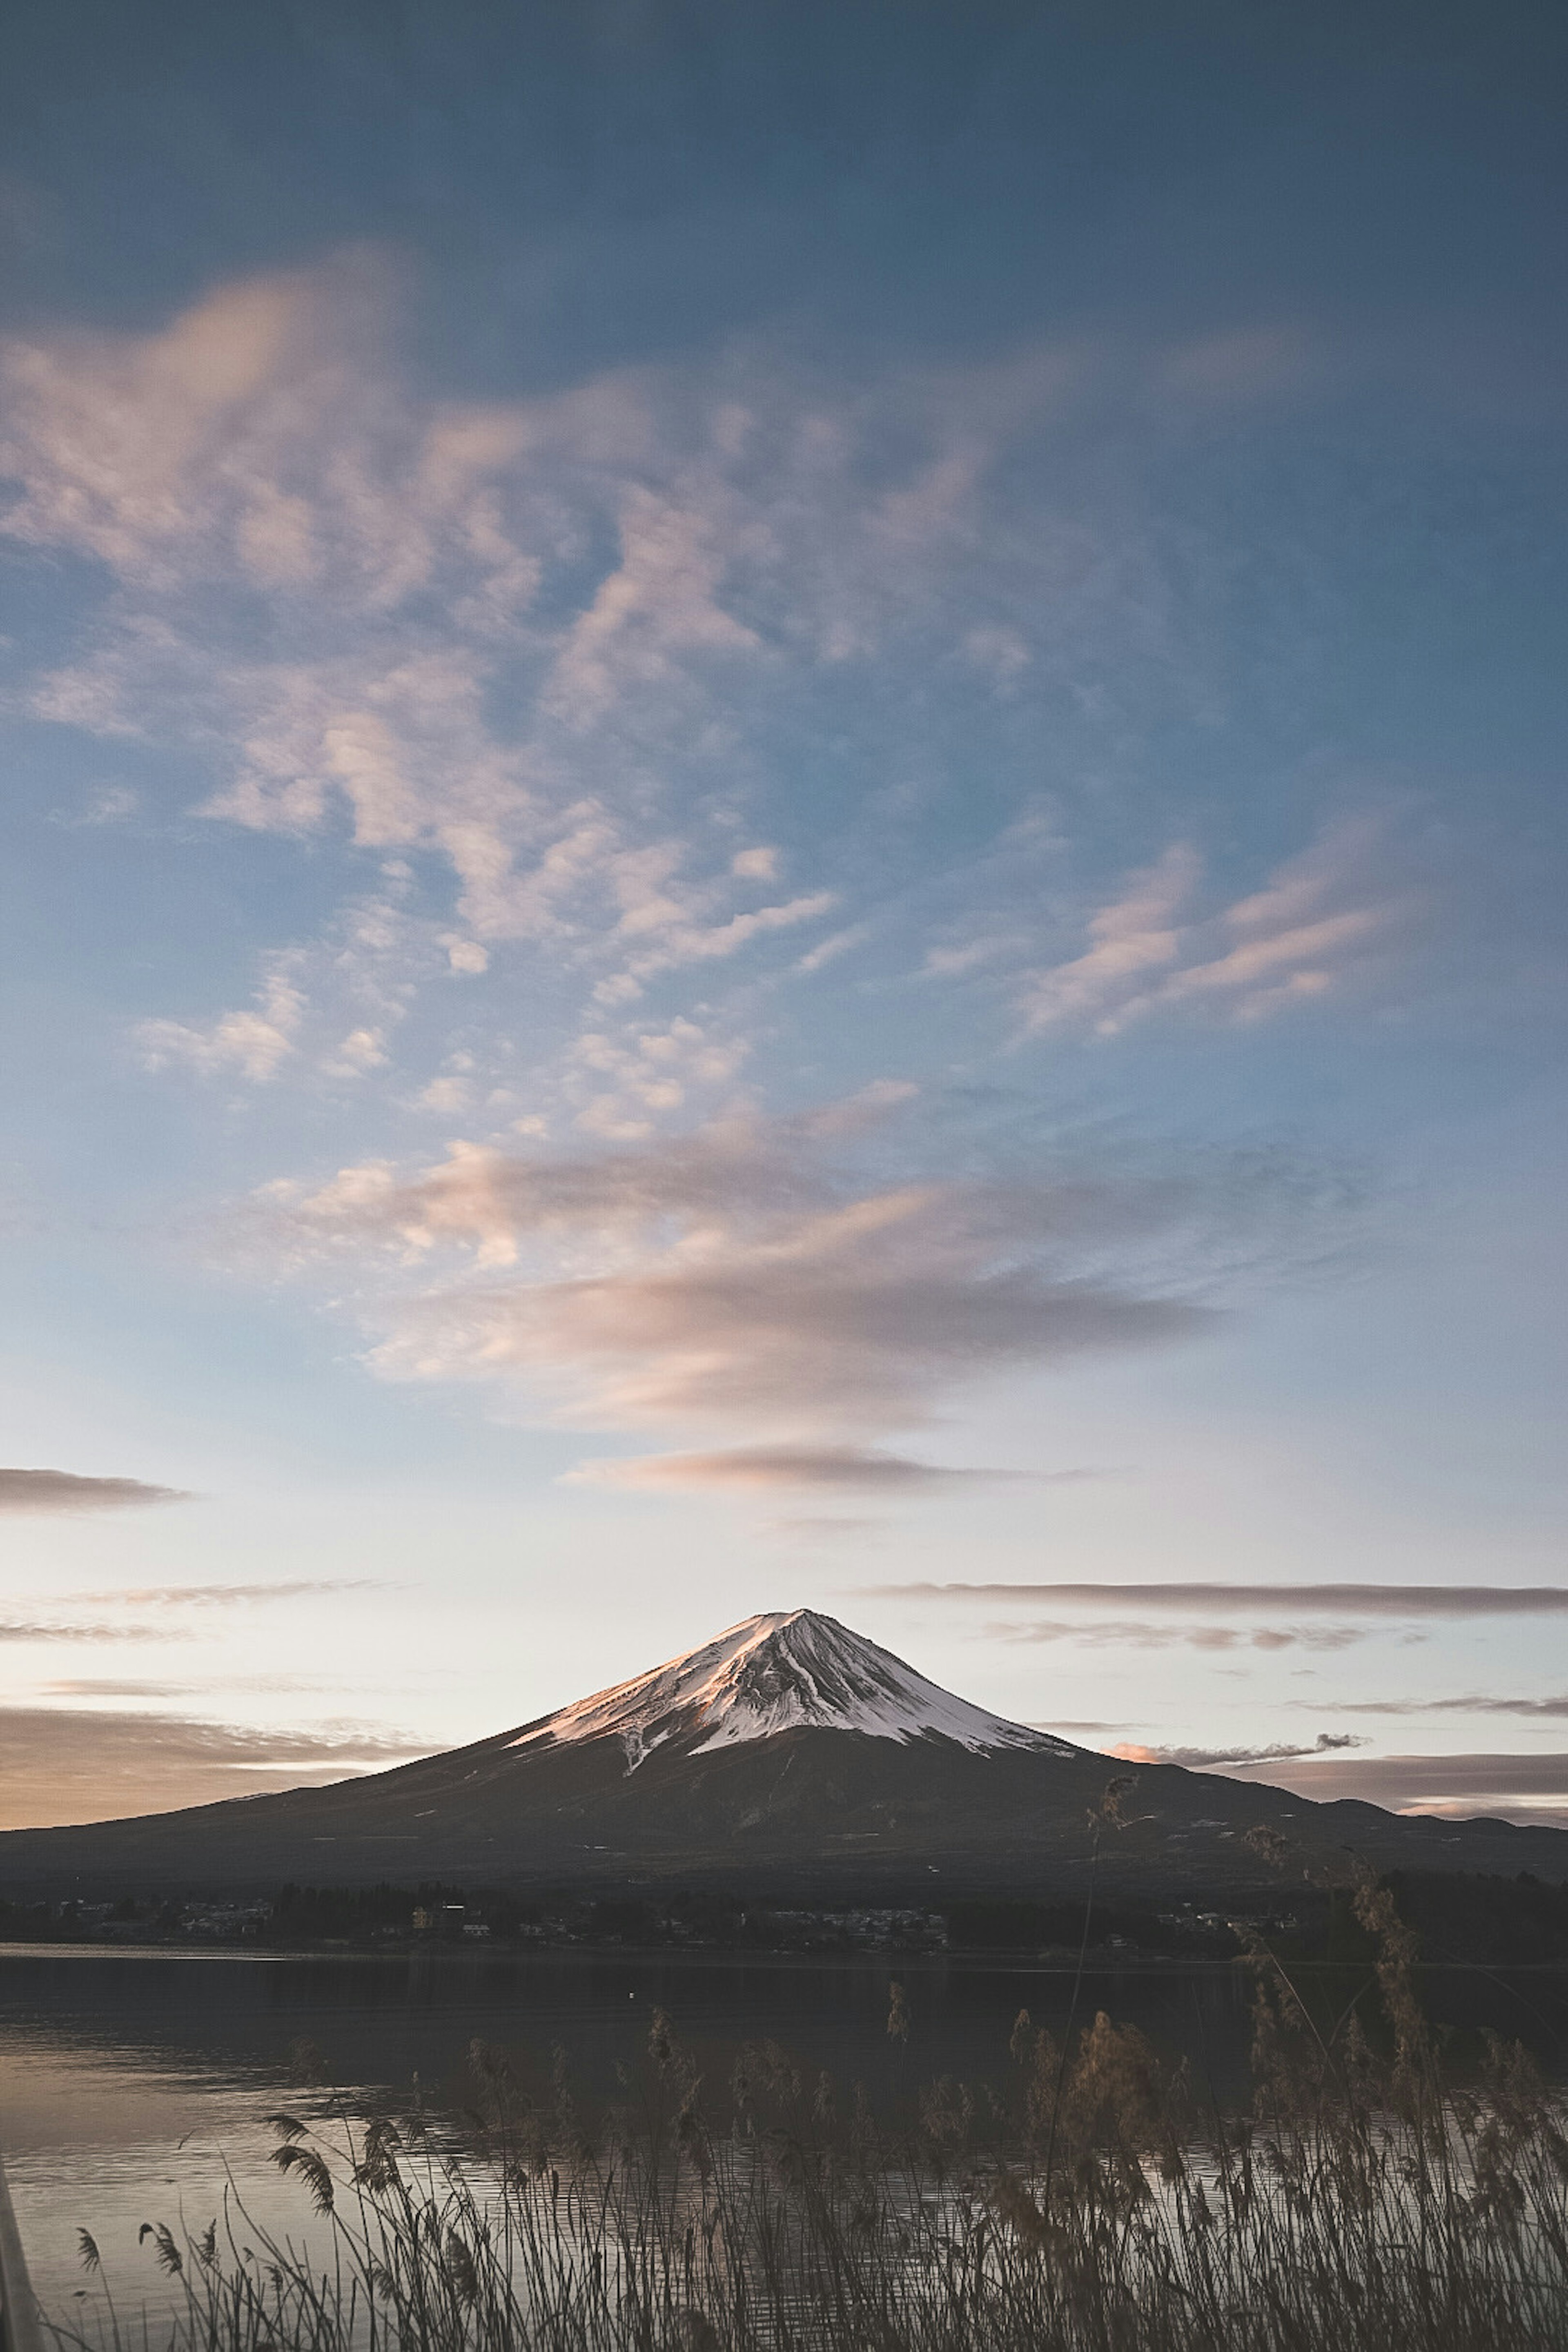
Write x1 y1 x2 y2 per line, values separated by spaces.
5 1938 1568 1976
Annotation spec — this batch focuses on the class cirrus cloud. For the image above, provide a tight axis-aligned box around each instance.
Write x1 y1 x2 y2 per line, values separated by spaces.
2 253 1451 1176
1017 819 1417 1037
2 254 1070 1044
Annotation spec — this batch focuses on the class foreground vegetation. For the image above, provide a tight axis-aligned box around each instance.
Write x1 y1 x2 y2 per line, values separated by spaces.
52 1874 1568 2352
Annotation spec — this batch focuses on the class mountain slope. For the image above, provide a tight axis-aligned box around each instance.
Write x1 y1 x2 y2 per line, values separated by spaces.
508 1609 1077 1766
2 1610 1565 1898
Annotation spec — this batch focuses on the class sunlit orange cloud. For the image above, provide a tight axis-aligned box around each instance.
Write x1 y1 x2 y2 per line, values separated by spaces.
0 1706 425 1831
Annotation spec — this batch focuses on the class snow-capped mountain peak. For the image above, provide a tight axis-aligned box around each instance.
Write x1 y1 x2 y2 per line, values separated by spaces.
509 1608 1080 1770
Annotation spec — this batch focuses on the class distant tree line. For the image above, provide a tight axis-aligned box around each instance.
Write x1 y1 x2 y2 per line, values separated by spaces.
3 1869 1567 1962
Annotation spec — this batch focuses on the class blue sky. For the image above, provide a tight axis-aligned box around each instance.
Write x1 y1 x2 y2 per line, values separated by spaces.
3 0 1567 1830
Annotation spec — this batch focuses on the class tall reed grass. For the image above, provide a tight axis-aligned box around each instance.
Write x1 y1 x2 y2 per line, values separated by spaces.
53 1875 1568 2352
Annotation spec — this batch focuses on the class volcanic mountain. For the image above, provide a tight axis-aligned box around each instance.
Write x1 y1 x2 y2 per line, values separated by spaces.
3 1609 1565 1898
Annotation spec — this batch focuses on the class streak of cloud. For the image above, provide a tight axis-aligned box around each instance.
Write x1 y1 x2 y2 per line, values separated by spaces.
565 1444 1095 1492
1109 1732 1368 1768
0 1621 183 1645
53 1579 390 1607
1312 1694 1568 1720
41 1677 363 1698
0 1468 193 1512
984 1619 1375 1652
867 1582 1568 1616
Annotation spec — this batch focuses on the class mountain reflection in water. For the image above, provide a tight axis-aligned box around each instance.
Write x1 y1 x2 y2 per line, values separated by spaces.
3 1943 1565 2320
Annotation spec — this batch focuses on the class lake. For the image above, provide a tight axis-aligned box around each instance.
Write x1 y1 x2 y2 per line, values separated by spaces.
4 1942 1566 2325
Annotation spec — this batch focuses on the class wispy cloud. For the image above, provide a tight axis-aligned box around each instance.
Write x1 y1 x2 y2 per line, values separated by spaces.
566 1014 754 1143
567 1444 1094 1492
0 259 1434 1563
0 1704 425 1831
1017 820 1414 1036
988 1619 1377 1653
1313 1693 1568 1720
136 964 305 1083
1111 1732 1367 1768
53 1579 388 1606
867 1582 1568 1616
12 257 1398 1160
4 257 1073 1057
41 1676 364 1698
53 783 142 828
261 1100 1346 1447
0 1621 181 1644
1157 325 1319 403
1019 845 1198 1031
1 255 1449 1193
0 1468 193 1512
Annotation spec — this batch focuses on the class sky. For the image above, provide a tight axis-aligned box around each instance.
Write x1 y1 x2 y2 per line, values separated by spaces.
2 0 1568 1835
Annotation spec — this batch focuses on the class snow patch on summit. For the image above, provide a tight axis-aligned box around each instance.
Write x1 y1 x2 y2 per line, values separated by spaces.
510 1609 1080 1771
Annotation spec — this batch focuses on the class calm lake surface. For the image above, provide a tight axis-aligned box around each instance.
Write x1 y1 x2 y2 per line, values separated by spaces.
4 1943 1566 2322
